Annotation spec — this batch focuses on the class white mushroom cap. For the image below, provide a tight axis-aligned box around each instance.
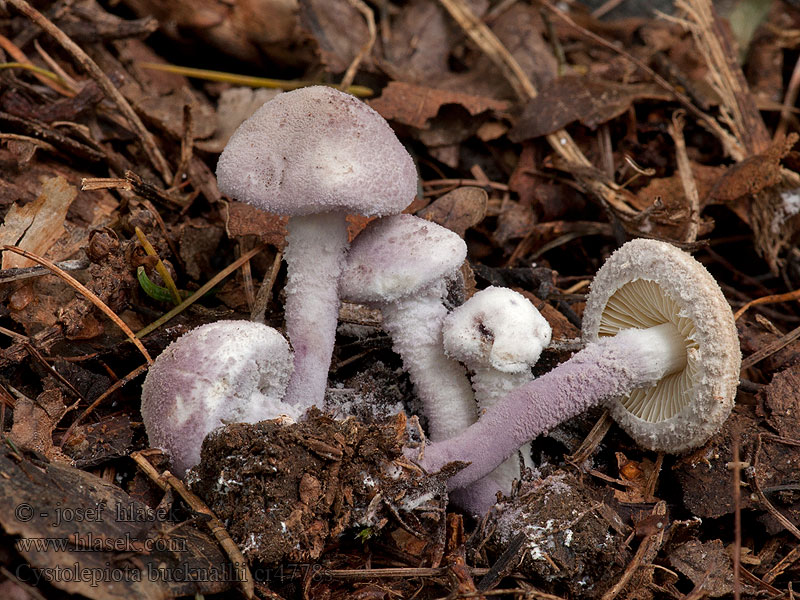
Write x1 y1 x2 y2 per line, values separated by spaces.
216 86 417 217
141 320 297 474
581 239 741 453
340 214 467 303
443 286 552 373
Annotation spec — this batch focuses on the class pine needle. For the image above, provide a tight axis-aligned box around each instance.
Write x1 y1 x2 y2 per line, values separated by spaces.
138 62 374 97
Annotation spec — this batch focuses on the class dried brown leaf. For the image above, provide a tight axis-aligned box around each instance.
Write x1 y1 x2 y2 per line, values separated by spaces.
494 198 536 244
762 365 800 439
225 201 288 248
299 0 371 74
510 77 671 142
0 176 77 269
669 539 735 597
10 389 68 462
709 136 795 203
178 220 225 280
380 0 463 86
369 81 509 130
417 187 487 236
631 164 722 240
119 0 304 65
518 290 581 340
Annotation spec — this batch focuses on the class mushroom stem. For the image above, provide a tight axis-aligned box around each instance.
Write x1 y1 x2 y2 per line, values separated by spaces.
282 212 349 408
381 286 478 441
453 369 537 515
419 323 687 490
471 368 533 412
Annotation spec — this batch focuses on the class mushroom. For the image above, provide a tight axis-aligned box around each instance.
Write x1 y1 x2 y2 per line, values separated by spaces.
340 214 477 441
216 86 417 409
141 320 297 475
417 239 740 504
581 238 741 451
442 286 551 513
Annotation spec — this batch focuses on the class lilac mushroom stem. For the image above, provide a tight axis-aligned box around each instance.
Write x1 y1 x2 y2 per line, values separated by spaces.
282 212 349 407
419 323 685 491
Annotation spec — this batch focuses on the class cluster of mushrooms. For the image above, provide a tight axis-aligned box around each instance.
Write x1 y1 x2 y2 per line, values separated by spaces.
141 86 742 516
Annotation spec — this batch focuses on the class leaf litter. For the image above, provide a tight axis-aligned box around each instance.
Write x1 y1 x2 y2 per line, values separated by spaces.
1 0 800 598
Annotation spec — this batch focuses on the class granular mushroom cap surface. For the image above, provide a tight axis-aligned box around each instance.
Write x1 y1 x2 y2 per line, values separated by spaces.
443 286 552 373
581 239 741 453
340 214 467 303
216 86 417 217
141 320 296 474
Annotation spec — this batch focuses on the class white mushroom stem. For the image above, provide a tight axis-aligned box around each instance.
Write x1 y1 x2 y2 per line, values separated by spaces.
381 285 478 442
471 369 534 412
441 286 552 513
282 212 349 408
419 323 687 491
449 368 536 515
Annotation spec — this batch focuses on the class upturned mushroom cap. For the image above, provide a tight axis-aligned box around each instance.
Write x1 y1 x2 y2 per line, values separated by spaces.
216 86 417 217
581 239 741 453
340 214 467 303
443 286 552 373
141 320 297 474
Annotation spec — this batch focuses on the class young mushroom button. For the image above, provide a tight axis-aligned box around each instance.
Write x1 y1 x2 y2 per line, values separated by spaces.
340 214 477 442
216 86 417 410
140 320 297 476
442 286 551 514
417 239 740 494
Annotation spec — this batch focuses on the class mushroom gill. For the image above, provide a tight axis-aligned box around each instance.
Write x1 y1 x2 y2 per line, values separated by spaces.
598 278 698 422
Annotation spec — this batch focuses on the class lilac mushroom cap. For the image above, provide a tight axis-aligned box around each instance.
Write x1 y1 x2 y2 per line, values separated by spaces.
141 320 297 475
416 239 740 502
581 238 741 452
216 86 417 409
340 214 477 441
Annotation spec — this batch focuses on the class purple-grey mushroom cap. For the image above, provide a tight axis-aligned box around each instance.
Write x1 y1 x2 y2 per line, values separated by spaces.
340 214 467 303
582 239 741 453
216 86 417 217
141 320 296 475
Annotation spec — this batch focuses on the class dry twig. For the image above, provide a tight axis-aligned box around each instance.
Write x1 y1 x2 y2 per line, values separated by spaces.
251 250 283 323
4 0 173 183
751 434 800 541
339 0 376 91
130 451 255 599
734 287 800 321
135 243 267 338
59 363 150 448
600 502 667 600
741 324 800 370
668 111 701 243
